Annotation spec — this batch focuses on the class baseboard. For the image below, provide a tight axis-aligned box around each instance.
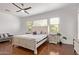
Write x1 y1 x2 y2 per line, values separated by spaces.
62 42 73 45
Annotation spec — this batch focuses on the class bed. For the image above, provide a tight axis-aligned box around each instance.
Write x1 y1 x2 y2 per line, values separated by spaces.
12 34 48 54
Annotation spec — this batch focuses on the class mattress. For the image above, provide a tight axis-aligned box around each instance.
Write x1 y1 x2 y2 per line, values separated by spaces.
13 34 47 43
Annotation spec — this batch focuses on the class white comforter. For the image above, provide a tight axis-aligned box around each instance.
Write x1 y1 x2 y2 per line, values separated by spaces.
13 34 47 43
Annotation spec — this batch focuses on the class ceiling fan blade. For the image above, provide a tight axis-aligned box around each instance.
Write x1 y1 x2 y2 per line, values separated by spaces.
24 7 32 10
21 3 24 6
16 10 22 12
12 3 23 10
24 10 29 14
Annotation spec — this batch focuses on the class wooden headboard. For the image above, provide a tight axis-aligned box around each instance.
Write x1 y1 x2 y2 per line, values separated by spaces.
32 26 48 34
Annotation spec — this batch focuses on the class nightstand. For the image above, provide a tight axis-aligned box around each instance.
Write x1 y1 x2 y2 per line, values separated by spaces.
48 34 59 44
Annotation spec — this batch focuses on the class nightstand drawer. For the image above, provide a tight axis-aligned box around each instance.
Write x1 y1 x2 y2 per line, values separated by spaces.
48 34 58 44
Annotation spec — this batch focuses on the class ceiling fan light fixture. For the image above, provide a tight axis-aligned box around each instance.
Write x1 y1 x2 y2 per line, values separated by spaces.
21 10 24 13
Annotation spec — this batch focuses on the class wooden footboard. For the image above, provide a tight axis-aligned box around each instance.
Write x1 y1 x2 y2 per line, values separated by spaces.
12 36 48 55
12 37 36 50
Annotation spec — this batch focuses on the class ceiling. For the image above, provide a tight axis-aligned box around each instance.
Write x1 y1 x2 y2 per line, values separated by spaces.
0 3 69 17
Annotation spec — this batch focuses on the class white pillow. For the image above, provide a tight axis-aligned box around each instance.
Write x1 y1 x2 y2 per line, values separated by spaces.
5 34 8 38
37 31 40 35
1 34 4 38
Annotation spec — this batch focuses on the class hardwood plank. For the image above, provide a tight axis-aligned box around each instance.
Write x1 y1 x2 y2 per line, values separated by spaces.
0 41 74 55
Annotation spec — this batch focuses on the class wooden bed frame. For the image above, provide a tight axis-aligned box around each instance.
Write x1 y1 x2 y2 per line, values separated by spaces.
12 35 48 54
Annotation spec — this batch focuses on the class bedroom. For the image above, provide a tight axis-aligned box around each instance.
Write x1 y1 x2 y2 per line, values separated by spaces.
0 3 78 55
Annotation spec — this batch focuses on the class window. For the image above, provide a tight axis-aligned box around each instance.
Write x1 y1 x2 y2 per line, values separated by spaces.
26 19 47 31
33 19 47 26
49 17 60 33
26 21 33 31
26 18 59 33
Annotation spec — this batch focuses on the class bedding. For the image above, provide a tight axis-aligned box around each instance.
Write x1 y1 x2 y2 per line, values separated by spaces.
12 34 48 54
13 34 47 43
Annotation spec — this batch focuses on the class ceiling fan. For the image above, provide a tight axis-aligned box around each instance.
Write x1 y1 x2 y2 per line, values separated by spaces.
12 3 32 14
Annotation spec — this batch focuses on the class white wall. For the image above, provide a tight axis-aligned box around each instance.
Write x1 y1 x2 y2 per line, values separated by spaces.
20 4 78 45
0 13 20 35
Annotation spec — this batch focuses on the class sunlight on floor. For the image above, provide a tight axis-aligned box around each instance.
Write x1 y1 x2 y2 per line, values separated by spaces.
49 52 59 55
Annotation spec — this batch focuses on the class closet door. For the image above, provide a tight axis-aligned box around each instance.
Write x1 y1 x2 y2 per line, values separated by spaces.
74 13 79 54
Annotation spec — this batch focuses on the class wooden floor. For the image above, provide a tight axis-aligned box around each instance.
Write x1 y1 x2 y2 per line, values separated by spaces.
0 41 74 55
